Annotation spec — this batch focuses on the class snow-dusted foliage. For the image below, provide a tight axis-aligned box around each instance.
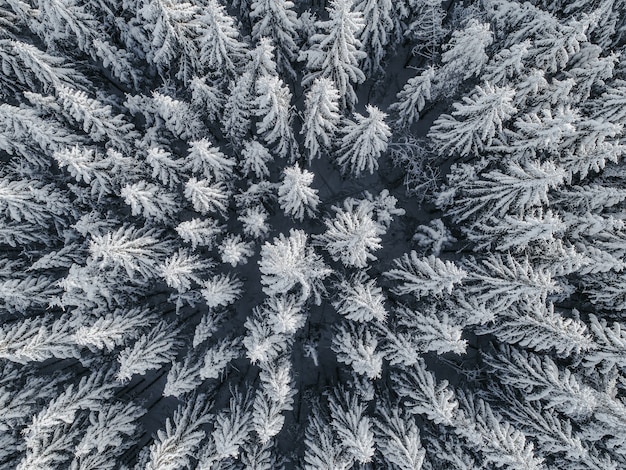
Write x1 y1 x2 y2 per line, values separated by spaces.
316 198 384 268
299 0 366 109
3 0 626 468
259 229 331 303
277 164 320 220
336 105 391 176
301 77 341 161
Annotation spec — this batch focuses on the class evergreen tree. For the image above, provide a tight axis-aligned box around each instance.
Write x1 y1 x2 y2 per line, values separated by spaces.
336 105 391 177
354 0 394 75
249 0 300 77
299 0 366 109
429 82 517 157
197 0 247 78
301 77 341 161
316 198 384 268
255 75 295 159
277 164 320 221
389 66 436 129
440 19 493 88
259 229 331 303
405 0 447 63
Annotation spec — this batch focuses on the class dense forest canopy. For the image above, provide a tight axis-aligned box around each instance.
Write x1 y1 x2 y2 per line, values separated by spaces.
0 0 626 469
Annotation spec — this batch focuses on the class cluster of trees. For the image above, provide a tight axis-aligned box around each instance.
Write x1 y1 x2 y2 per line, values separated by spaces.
1 0 626 468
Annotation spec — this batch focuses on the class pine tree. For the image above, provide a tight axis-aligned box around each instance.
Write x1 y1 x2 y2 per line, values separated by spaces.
255 75 295 159
463 253 559 313
440 19 493 87
72 402 144 469
316 199 384 268
259 229 331 303
25 371 116 442
136 0 201 83
405 0 447 63
262 294 306 335
159 250 208 292
299 0 367 109
74 308 155 352
186 138 236 181
336 105 391 177
389 66 436 129
391 358 458 426
429 82 517 157
485 345 598 419
88 225 170 280
120 181 178 223
374 405 426 470
238 205 270 239
385 252 467 298
222 72 254 144
332 323 384 379
243 313 290 365
354 0 394 75
219 234 254 266
199 337 243 380
176 218 224 249
211 391 253 460
445 160 566 223
0 39 85 93
184 178 230 216
197 0 247 77
303 408 352 470
250 0 300 77
146 147 185 190
145 395 212 470
333 272 387 323
201 273 243 308
240 140 273 179
485 41 531 85
301 77 341 161
277 164 320 221
455 392 545 470
468 209 566 252
252 359 296 443
116 321 182 382
328 390 376 463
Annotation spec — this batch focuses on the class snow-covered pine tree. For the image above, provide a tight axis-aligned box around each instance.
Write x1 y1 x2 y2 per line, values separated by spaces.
328 390 376 463
333 272 387 323
136 0 201 83
354 0 394 75
332 323 384 379
222 71 254 144
88 225 170 281
186 138 236 181
240 140 273 179
259 229 331 303
299 0 366 109
255 75 296 159
405 0 448 63
301 77 341 161
277 164 320 221
184 177 231 216
440 19 493 89
250 0 300 77
116 321 182 382
144 395 212 470
197 0 247 78
385 252 467 298
336 105 391 177
389 66 436 129
316 199 384 268
428 82 517 157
